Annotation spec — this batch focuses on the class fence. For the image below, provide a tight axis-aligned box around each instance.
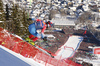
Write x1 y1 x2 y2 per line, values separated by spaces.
0 27 82 66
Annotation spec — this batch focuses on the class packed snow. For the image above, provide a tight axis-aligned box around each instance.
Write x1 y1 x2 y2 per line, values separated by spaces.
0 47 30 66
55 36 83 60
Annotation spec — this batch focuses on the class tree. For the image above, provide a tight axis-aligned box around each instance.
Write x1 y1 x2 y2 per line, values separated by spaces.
76 11 100 40
0 0 6 28
5 4 9 20
60 8 66 17
49 10 59 20
76 12 92 26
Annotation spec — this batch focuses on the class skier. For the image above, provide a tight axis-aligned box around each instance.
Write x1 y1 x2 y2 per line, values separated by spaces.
28 19 53 42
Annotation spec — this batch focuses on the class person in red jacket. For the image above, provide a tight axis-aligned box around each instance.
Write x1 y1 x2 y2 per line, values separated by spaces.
28 19 53 42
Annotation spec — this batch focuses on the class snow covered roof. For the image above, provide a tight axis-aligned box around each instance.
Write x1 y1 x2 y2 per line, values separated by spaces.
51 18 75 26
92 22 100 27
27 0 33 2
0 12 2 14
33 9 41 14
83 4 90 11
89 1 97 5
0 21 4 23
69 7 76 11
40 13 45 17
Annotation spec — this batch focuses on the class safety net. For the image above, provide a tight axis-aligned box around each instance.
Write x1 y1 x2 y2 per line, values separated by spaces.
0 27 82 66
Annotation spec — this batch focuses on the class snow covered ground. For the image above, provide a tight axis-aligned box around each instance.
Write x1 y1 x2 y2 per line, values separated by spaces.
0 12 2 14
92 22 100 28
0 21 3 23
0 45 44 66
55 36 83 60
76 46 100 66
76 57 100 66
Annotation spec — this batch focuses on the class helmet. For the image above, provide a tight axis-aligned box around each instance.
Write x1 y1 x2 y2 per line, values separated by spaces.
46 21 54 27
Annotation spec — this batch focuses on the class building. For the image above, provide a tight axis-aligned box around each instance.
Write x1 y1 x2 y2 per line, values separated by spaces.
46 0 51 3
54 0 58 2
26 0 33 2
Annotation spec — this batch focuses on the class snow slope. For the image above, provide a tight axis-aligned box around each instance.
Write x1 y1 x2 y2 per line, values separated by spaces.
55 36 83 60
0 45 44 66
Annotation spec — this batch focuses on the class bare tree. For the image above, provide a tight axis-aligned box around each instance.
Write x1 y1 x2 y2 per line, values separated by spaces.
76 11 100 40
49 10 60 20
60 8 66 17
77 12 92 25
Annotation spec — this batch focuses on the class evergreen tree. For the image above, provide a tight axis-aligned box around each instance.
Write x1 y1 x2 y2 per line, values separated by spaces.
11 4 20 35
5 4 9 20
0 0 6 28
0 0 32 38
22 8 32 37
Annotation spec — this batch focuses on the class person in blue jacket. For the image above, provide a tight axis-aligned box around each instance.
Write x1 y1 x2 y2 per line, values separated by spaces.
28 19 53 42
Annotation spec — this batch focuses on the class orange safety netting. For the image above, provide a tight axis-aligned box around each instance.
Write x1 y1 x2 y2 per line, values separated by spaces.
0 28 82 66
